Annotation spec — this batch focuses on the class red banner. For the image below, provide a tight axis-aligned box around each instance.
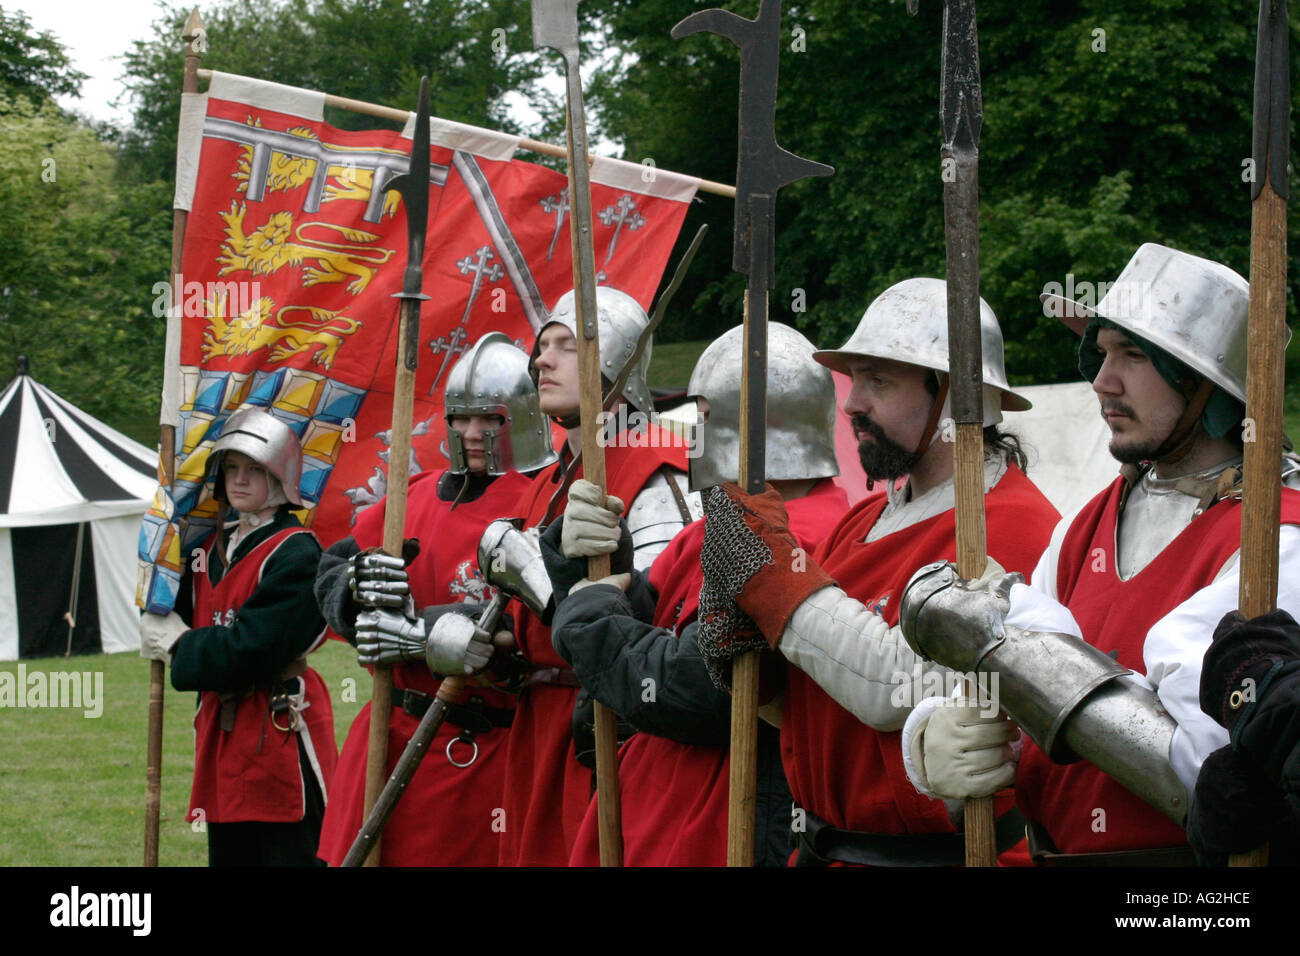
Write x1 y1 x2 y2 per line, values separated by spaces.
138 80 694 614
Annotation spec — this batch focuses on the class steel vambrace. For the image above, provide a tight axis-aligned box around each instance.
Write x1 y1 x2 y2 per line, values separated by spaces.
901 562 1188 824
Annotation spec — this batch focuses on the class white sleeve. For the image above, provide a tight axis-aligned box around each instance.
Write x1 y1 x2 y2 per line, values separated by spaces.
1145 524 1300 796
776 585 955 731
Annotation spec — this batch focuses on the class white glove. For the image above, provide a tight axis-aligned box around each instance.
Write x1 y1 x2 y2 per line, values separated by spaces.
909 696 1018 800
139 612 188 664
561 479 625 559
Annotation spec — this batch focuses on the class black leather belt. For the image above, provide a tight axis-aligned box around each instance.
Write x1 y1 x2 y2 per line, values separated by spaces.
793 807 1028 867
391 688 514 733
524 667 582 688
1025 818 1196 867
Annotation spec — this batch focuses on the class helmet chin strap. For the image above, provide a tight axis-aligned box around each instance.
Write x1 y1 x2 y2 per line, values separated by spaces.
1153 379 1217 467
913 375 951 458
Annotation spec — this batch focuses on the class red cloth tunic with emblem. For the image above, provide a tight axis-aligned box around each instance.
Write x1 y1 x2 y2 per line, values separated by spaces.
189 528 336 824
782 465 1058 844
317 468 532 866
498 428 687 866
1016 479 1300 854
567 479 849 866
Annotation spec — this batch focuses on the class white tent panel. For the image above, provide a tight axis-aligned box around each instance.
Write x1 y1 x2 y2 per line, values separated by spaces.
91 513 145 655
41 388 157 499
0 528 16 660
7 385 86 518
1010 381 1121 518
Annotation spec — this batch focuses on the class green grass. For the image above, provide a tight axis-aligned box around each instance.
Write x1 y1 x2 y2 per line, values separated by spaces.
647 340 711 392
0 640 365 867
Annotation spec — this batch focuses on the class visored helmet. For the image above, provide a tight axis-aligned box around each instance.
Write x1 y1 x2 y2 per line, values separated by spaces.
445 332 558 475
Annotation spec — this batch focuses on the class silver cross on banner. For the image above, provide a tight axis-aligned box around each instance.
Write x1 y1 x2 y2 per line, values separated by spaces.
596 193 646 265
539 188 570 261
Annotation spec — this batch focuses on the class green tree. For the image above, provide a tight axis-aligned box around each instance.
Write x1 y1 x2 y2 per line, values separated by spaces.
579 0 1298 385
0 8 88 105
0 92 170 438
119 0 547 184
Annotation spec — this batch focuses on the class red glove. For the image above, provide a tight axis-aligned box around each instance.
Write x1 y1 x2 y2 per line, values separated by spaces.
700 482 834 649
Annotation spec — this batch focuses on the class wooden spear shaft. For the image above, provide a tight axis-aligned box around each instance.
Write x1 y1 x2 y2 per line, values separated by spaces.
1231 0 1289 870
144 7 205 868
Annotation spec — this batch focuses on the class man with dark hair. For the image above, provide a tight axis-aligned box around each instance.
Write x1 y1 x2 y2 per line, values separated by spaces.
695 278 1059 865
901 244 1300 864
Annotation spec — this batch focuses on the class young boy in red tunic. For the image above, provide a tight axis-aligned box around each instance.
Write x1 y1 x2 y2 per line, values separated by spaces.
313 333 554 866
138 407 336 866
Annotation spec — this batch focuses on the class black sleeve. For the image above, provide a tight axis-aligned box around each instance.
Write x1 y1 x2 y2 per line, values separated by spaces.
315 535 361 642
550 583 731 747
171 533 326 693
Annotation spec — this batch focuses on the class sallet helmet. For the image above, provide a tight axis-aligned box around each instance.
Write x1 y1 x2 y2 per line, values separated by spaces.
444 332 559 475
687 323 839 493
205 407 304 506
531 286 656 417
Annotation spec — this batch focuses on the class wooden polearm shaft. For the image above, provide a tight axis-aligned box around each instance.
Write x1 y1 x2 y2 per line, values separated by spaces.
359 76 433 867
918 0 997 866
193 68 735 199
1231 0 1289 871
533 0 622 866
144 6 205 869
673 0 833 867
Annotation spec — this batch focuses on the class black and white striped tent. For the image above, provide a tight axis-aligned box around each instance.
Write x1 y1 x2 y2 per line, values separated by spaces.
0 361 156 659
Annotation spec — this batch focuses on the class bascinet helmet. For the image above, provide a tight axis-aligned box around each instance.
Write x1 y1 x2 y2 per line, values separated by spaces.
206 407 304 506
814 277 1031 426
687 323 839 493
444 332 559 475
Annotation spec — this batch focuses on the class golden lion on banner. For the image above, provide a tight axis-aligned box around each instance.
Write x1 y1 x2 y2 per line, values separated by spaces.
203 290 361 369
216 200 395 294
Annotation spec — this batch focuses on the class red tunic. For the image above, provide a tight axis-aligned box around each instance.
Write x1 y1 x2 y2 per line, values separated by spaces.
317 468 532 866
782 466 1058 848
498 427 688 866
189 528 336 824
567 479 850 866
1017 479 1300 854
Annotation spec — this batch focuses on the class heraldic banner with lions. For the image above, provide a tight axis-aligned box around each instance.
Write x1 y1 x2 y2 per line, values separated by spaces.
137 71 697 615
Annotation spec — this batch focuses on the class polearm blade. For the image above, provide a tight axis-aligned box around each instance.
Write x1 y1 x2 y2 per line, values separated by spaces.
357 76 433 867
673 0 832 867
532 0 624 867
911 0 996 866
1233 0 1290 870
